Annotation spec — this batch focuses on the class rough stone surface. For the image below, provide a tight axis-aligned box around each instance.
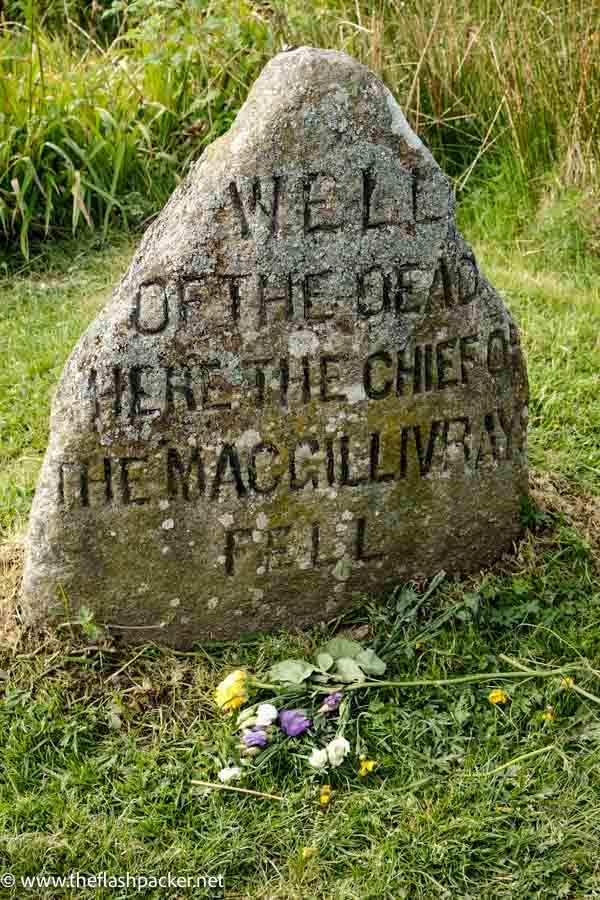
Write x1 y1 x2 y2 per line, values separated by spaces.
21 48 529 645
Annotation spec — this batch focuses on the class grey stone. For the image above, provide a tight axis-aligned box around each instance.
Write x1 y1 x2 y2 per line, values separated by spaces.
21 47 528 645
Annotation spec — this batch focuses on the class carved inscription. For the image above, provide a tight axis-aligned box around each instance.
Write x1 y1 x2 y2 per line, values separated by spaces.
57 403 526 508
223 514 383 576
88 327 522 426
55 399 526 578
72 169 525 586
218 164 445 242
127 255 481 337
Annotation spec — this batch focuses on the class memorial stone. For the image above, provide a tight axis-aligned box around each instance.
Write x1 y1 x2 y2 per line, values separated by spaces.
21 48 529 645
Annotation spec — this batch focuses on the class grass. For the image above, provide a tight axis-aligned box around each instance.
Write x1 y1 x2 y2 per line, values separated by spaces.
0 213 599 895
1 0 599 260
473 246 600 494
1 2 600 895
0 235 135 537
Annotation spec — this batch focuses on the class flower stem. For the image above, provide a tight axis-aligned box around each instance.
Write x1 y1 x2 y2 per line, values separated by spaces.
342 663 580 691
191 779 284 801
253 663 582 694
462 744 557 778
251 680 285 691
572 684 600 706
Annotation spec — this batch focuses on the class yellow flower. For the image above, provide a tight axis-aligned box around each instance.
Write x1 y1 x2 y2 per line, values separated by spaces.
488 689 509 705
542 707 556 722
319 784 333 806
214 669 248 713
301 847 317 860
358 757 376 776
561 676 575 689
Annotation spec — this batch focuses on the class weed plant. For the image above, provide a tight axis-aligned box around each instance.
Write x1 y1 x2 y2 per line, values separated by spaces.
1 0 598 260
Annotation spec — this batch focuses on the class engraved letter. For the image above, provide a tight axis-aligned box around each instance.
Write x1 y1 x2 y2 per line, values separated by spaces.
289 439 320 490
304 173 343 233
263 525 292 572
248 442 281 495
166 447 205 500
369 432 395 483
355 517 384 561
320 355 347 402
224 527 253 575
364 351 393 400
132 282 169 334
436 338 459 391
120 457 149 505
211 445 247 499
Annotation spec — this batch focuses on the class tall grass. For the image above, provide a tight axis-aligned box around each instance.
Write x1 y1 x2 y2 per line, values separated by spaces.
1 0 599 259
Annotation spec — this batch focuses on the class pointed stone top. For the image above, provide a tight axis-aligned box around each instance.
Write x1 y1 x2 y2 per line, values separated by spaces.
201 46 433 175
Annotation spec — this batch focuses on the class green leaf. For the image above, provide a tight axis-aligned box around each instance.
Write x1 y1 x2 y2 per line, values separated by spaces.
76 606 95 624
335 658 365 682
355 649 387 676
316 652 334 671
268 659 316 685
107 712 122 730
321 638 363 660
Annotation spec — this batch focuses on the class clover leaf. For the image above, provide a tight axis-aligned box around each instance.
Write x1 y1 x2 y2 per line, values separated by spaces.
316 652 334 671
268 659 316 685
320 638 362 660
335 657 366 682
355 649 387 676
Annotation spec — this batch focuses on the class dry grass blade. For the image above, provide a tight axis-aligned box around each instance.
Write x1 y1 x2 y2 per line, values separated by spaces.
191 780 284 801
405 3 441 132
456 94 507 192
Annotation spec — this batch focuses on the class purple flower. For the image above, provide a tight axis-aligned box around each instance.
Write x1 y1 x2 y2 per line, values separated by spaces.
241 728 268 748
321 691 344 712
279 709 312 737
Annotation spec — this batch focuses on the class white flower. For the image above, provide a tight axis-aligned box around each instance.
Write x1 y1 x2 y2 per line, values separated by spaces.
218 766 242 783
308 747 329 769
255 703 279 728
326 736 350 768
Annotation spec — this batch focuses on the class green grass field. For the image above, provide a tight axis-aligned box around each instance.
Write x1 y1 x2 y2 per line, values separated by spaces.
1 1 600 897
